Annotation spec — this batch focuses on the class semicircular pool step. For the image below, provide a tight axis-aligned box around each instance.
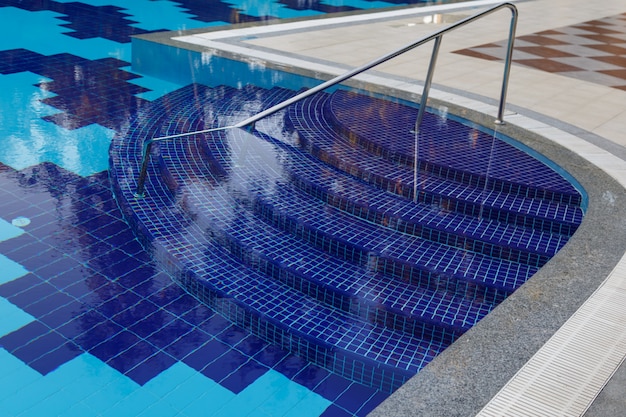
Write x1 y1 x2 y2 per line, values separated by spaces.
109 82 585 394
325 89 582 206
173 129 546 301
288 92 584 236
112 134 446 393
247 131 568 268
158 136 495 340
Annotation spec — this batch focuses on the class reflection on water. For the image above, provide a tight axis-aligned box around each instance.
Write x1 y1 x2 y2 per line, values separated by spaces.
0 72 115 176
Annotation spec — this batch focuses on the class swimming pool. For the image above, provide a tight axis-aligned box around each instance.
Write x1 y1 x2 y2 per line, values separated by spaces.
0 0 586 416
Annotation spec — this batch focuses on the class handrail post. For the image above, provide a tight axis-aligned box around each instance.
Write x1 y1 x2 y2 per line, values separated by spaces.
413 34 442 203
496 4 518 124
414 35 442 135
135 140 153 198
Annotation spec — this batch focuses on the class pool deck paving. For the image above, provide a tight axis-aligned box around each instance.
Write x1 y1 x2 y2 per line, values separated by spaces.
164 0 626 415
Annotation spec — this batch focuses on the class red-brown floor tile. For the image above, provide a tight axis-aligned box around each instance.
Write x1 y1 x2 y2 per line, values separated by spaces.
513 58 583 73
517 35 569 46
516 46 577 58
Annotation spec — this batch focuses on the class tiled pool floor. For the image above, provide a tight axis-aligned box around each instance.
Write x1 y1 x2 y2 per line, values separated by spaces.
0 165 386 416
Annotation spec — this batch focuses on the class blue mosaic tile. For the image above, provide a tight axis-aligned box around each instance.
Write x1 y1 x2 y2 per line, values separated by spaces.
109 81 584 397
327 90 581 204
289 91 584 235
0 161 369 414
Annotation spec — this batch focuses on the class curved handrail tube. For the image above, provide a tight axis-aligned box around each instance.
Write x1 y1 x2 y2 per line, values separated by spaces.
135 2 518 197
135 126 232 197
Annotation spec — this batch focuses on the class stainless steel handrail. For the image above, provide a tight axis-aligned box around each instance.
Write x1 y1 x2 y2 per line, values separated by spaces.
135 2 518 197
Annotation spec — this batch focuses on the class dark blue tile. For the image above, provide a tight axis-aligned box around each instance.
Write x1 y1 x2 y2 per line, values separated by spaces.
126 272 172 298
196 312 231 335
273 354 308 379
358 391 389 415
164 328 213 360
128 309 176 339
76 315 123 350
56 314 90 341
253 343 290 368
313 374 353 402
106 339 157 374
0 273 42 298
116 238 148 258
28 341 82 375
12 330 69 364
162 292 201 317
0 320 50 352
220 359 269 394
114 265 157 289
24 292 77 319
35 256 82 279
333 382 378 414
147 319 194 350
62 275 102 300
90 330 140 363
200 348 248 382
183 339 230 372
234 334 268 357
217 324 248 346
319 404 353 417
292 363 331 391
125 351 177 385
148 283 187 308
7 243 62 268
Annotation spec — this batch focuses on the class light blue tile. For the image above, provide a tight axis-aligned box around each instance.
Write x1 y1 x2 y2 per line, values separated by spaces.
0 297 35 337
62 401 98 417
0 349 41 403
255 386 307 415
213 0 324 19
282 391 332 417
238 369 290 401
136 399 182 417
14 371 64 404
156 367 226 411
0 72 116 177
18 391 74 417
99 385 160 417
0 218 24 241
80 363 141 413
212 370 289 417
143 361 198 397
0 8 130 60
0 348 27 375
181 385 235 417
123 69 184 102
43 354 115 403
0 254 28 285
55 0 212 32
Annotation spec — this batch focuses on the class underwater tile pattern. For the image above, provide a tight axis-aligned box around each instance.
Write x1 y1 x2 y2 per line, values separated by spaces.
1 0 456 414
454 13 626 91
290 91 584 235
108 81 584 395
0 163 383 416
